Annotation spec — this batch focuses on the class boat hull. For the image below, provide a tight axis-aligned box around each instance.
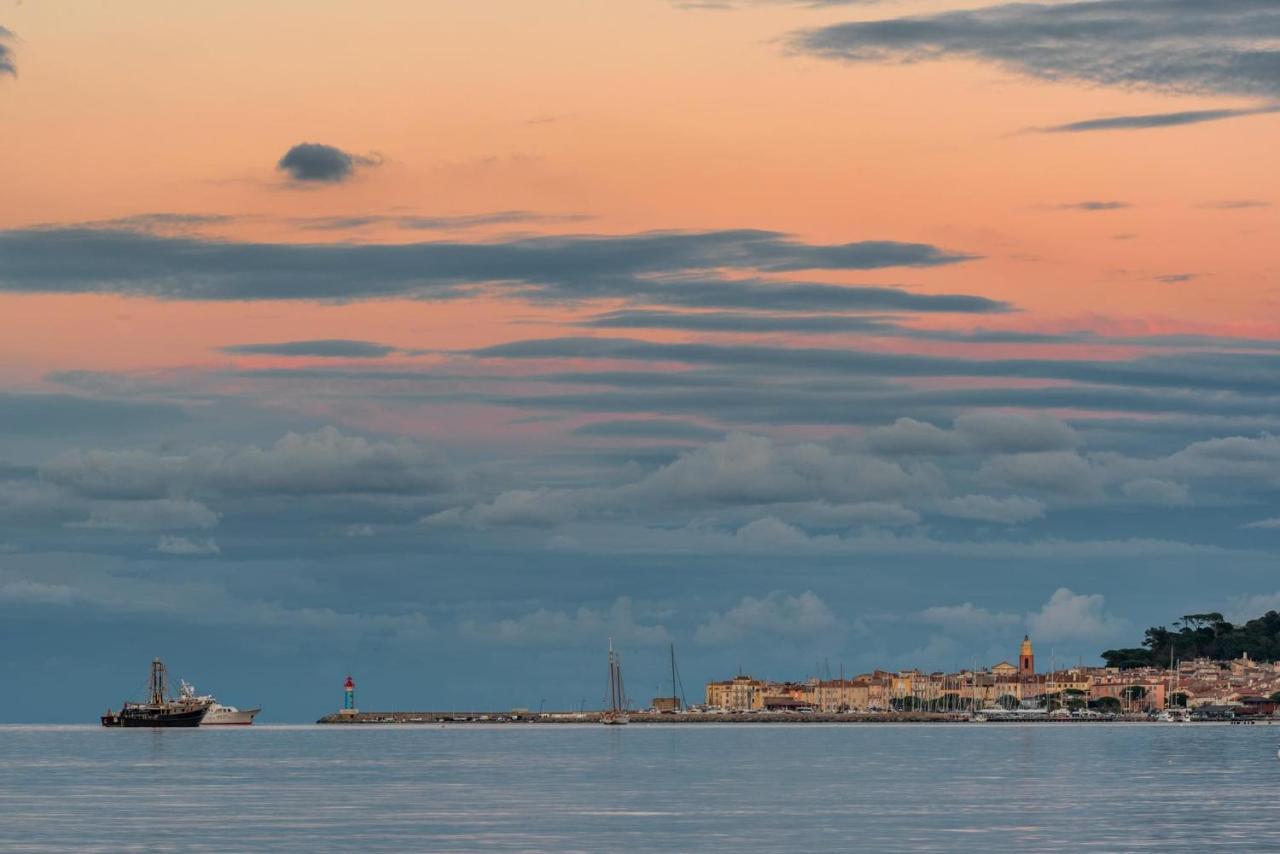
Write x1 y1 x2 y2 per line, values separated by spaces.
102 706 208 728
202 706 261 726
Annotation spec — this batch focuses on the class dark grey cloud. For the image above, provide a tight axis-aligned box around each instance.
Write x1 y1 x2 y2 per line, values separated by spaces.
572 419 725 441
1039 105 1280 133
296 211 592 231
578 310 1280 351
1196 199 1271 210
0 27 16 77
1057 201 1130 211
0 393 187 437
789 0 1280 97
467 336 1280 396
1156 273 1197 284
220 339 398 358
277 143 379 183
0 227 987 309
581 310 902 334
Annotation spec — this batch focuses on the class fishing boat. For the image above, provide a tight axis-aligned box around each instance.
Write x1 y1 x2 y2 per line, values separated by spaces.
601 638 629 726
101 658 210 727
179 680 261 726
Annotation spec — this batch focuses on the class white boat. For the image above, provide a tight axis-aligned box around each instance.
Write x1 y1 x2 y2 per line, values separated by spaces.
180 680 261 726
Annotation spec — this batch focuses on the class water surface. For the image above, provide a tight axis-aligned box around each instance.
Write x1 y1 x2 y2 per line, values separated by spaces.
1 723 1276 851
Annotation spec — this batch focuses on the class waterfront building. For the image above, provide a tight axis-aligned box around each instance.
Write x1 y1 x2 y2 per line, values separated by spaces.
705 675 766 710
1019 635 1035 677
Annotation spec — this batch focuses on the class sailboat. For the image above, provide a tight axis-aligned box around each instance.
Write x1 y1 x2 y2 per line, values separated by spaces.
601 638 630 726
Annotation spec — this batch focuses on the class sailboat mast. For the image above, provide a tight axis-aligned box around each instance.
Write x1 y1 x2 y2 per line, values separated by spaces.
608 638 618 713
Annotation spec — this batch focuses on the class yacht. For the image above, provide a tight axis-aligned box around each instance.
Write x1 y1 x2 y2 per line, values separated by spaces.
180 680 261 725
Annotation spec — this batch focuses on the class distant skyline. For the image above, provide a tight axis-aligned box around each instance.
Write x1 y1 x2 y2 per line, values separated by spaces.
0 1 1278 721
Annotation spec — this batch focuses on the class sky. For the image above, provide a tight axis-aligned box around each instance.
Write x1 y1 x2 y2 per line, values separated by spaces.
1 0 1278 722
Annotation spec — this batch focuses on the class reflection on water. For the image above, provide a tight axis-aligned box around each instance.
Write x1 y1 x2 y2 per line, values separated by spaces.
2 723 1278 851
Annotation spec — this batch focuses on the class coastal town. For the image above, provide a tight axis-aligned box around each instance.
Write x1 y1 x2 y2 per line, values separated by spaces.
701 636 1280 719
317 633 1280 724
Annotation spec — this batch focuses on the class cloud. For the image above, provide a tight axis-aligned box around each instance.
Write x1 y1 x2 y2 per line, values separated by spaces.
1120 478 1191 506
571 419 724 441
695 591 837 644
776 501 921 528
979 451 1106 500
220 339 398 358
952 412 1079 453
0 393 186 437
889 413 1071 455
470 338 1280 398
424 487 579 528
295 211 592 231
72 498 221 531
935 494 1045 524
155 535 221 556
460 596 668 646
627 432 939 507
0 580 77 605
1197 199 1270 210
1156 273 1197 284
0 27 16 77
1038 105 1280 133
918 602 1019 632
789 0 1280 98
0 227 983 305
1242 517 1280 530
42 427 453 500
1025 588 1124 641
276 143 380 183
1057 201 1130 211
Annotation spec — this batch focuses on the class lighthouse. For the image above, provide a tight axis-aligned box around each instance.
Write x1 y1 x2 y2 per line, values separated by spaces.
340 675 358 716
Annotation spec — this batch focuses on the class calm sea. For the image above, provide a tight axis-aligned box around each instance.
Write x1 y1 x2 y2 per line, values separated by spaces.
1 723 1277 851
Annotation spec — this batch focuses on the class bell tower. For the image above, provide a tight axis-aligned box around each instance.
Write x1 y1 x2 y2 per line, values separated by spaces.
1019 635 1035 676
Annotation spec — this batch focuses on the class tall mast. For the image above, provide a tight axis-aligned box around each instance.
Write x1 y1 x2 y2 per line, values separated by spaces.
149 658 166 706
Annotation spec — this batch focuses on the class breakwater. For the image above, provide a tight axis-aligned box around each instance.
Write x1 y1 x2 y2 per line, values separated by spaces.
314 710 1172 724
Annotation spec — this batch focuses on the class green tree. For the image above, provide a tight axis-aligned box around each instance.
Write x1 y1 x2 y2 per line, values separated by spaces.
1090 696 1122 713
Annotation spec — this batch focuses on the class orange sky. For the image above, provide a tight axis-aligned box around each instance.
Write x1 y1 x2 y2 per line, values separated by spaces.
0 0 1277 390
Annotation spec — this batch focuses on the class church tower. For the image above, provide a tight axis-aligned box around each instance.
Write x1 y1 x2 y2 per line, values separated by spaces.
1019 635 1035 676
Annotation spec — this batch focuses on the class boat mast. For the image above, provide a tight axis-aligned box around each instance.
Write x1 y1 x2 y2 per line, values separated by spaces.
149 658 167 706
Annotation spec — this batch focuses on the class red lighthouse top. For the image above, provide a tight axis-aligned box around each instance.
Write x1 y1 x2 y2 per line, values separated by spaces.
344 675 355 690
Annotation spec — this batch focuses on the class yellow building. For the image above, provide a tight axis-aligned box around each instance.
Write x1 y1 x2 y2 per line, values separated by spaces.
705 675 766 710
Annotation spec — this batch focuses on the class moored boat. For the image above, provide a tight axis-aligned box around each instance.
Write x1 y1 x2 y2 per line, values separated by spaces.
601 638 630 726
179 680 261 725
102 658 211 728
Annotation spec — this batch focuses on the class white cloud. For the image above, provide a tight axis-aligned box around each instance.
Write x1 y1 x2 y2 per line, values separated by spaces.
1120 478 1191 506
918 602 1020 632
43 427 453 500
72 498 220 531
0 579 78 605
155 536 221 556
695 590 837 645
1025 588 1125 641
865 418 965 455
629 432 939 506
953 412 1079 453
979 451 1106 500
460 596 668 646
865 413 1077 456
423 487 579 528
935 494 1045 524
1243 517 1280 529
